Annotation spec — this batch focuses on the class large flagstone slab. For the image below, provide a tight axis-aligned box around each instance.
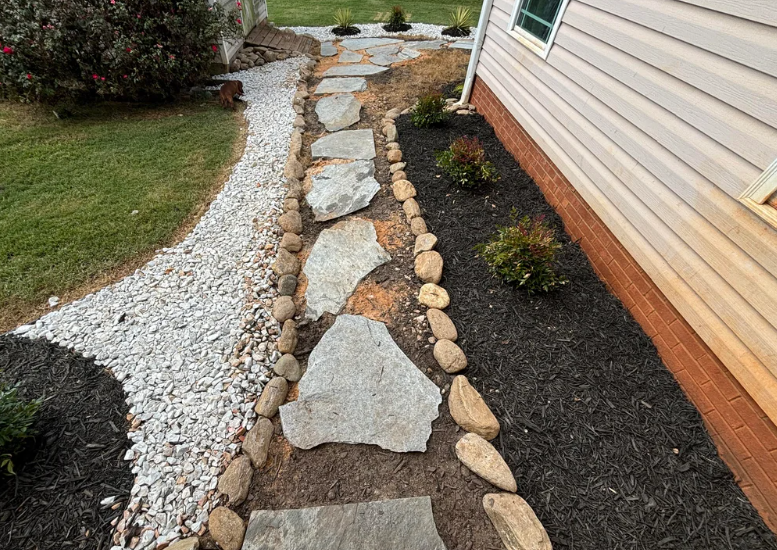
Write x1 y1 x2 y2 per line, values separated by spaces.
451 41 475 50
314 77 367 95
402 40 448 50
320 42 338 57
311 129 376 160
340 37 404 50
302 220 389 319
366 44 401 56
323 63 388 77
370 49 421 66
338 50 363 63
279 315 442 452
315 93 362 131
243 496 447 550
308 160 379 221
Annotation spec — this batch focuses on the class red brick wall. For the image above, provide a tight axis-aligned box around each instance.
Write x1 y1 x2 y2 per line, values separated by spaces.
470 76 777 531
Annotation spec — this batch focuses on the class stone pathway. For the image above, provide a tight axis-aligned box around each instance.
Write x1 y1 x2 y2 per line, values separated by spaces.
311 129 376 160
314 93 361 131
307 160 380 221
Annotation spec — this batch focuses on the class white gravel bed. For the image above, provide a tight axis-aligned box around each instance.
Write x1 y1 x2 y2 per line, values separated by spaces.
14 57 305 549
282 23 476 42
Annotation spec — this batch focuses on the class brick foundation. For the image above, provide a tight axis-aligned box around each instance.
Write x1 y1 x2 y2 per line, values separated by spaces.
470 76 777 531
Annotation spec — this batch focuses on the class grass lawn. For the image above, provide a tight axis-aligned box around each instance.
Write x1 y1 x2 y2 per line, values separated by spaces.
266 0 483 27
0 101 244 330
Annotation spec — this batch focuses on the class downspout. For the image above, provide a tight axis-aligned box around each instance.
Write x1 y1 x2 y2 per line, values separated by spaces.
459 0 495 106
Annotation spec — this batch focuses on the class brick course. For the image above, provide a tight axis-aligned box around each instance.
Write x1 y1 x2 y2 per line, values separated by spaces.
470 76 777 531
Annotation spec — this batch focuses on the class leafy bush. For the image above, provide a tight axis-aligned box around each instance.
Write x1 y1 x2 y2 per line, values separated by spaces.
0 0 241 104
333 8 360 36
436 136 499 188
411 93 448 128
384 5 411 33
0 382 40 474
475 212 567 293
442 6 472 37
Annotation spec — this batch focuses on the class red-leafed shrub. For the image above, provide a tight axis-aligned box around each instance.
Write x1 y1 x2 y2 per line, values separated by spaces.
436 135 500 188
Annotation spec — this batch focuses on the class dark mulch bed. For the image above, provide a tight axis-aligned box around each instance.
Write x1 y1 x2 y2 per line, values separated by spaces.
396 113 777 549
0 335 132 550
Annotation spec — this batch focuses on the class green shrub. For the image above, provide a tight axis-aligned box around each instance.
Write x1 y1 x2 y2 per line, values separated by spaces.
411 93 448 128
442 6 473 37
475 212 567 293
384 6 410 32
0 0 241 104
333 8 360 35
435 136 500 188
0 382 40 474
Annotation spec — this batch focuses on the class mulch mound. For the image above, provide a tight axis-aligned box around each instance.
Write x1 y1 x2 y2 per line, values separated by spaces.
0 335 132 550
396 113 777 549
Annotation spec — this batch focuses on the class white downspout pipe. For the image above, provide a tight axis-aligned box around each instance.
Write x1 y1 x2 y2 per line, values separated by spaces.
459 0 495 106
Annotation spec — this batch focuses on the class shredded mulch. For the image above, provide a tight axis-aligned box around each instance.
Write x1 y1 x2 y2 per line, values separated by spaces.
0 335 132 550
396 112 777 549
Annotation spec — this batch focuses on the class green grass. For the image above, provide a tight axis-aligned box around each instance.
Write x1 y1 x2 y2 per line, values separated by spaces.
266 0 483 27
0 101 242 321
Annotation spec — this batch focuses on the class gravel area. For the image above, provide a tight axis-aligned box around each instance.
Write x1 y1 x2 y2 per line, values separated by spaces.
13 57 304 548
282 23 476 42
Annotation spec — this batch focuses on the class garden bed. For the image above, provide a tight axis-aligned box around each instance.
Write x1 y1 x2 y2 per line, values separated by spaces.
396 112 777 549
0 335 133 550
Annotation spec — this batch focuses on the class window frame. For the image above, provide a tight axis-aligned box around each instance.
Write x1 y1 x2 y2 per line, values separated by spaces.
507 0 571 60
740 158 777 229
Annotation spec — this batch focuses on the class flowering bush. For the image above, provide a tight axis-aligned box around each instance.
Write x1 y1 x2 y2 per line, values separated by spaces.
475 211 567 293
436 136 500 188
0 0 241 103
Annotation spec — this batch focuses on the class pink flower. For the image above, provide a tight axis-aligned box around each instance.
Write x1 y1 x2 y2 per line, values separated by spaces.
3 46 13 55
101 76 105 81
169 54 175 59
137 13 141 18
93 74 99 79
236 1 241 7
27 73 32 79
236 18 242 24
211 45 218 52
111 0 115 3
123 74 128 78
126 47 132 52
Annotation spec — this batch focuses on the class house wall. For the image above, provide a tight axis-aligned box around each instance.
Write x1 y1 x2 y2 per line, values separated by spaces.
471 0 777 529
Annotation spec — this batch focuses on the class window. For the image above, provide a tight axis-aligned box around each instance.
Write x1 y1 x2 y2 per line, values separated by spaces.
740 158 777 229
508 0 570 59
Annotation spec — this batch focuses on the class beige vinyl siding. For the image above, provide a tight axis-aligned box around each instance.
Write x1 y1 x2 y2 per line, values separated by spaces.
479 0 777 421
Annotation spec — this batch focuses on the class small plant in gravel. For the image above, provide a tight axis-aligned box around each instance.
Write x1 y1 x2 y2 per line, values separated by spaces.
442 6 473 37
384 6 412 33
436 136 500 188
411 93 449 128
0 382 40 474
476 211 567 293
333 8 360 36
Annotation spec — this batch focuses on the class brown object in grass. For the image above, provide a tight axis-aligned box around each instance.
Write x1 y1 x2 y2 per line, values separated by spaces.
220 80 244 110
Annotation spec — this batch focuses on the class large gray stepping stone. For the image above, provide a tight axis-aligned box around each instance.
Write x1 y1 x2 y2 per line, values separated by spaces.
243 497 447 550
403 40 448 50
314 77 367 95
280 315 442 452
451 41 475 50
308 160 379 221
311 129 376 160
338 50 363 63
302 220 389 319
366 44 401 56
315 93 362 131
340 37 404 50
370 49 421 66
320 42 337 57
323 63 388 77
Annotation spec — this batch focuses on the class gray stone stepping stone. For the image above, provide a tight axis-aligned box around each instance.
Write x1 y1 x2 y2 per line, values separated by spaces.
315 93 362 131
311 129 376 160
280 315 442 452
340 37 404 50
323 63 388 77
370 49 421 66
366 44 401 56
338 50 363 63
243 496 447 550
314 77 367 95
320 42 337 57
403 40 448 50
451 41 475 50
302 220 389 319
308 160 379 221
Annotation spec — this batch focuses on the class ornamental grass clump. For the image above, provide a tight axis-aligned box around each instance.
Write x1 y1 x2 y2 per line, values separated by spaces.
333 8 360 36
442 6 473 37
411 93 448 128
436 136 500 188
0 382 40 475
384 6 411 32
476 212 567 293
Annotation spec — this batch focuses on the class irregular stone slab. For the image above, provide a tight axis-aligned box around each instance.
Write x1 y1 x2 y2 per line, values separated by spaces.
320 42 337 57
450 375 500 440
370 49 421 66
315 93 362 132
308 160 380 221
217 455 252 506
323 63 389 77
366 44 401 56
450 41 475 50
311 129 376 160
209 507 245 550
338 50 363 63
280 315 441 452
243 496 446 550
456 433 517 492
483 493 552 550
314 77 368 95
403 40 447 50
303 220 390 320
340 37 404 50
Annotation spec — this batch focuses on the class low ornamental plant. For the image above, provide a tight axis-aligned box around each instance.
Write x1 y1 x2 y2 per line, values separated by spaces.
384 6 411 33
442 6 473 37
0 382 41 475
0 0 241 104
411 93 448 128
435 136 500 188
332 8 360 36
475 211 567 293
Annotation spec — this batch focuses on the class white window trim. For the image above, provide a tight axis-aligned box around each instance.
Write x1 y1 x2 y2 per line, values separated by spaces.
740 158 777 228
506 0 571 60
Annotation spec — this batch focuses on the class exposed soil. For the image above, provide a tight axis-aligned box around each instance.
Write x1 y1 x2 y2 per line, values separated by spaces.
396 112 777 549
0 335 133 550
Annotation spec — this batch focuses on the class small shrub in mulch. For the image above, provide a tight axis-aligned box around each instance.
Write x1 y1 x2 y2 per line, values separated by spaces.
332 8 361 36
0 381 40 474
436 135 500 189
397 112 777 549
0 335 133 550
442 6 473 37
411 93 449 129
383 5 412 33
